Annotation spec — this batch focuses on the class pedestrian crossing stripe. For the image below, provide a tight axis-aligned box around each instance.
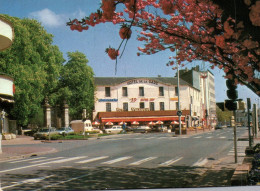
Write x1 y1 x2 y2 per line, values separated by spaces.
192 158 208 167
159 157 183 166
129 157 157 166
101 156 132 164
76 156 109 164
30 157 64 164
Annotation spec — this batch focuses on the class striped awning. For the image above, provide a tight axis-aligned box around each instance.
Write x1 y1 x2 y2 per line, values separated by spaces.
101 116 185 123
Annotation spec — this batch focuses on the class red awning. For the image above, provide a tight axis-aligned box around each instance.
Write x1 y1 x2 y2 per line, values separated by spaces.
101 116 185 123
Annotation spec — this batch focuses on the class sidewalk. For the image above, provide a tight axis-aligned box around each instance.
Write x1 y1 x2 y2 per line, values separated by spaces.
0 135 57 161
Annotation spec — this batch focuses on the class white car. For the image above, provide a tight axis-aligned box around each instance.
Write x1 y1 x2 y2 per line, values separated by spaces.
56 127 74 135
104 126 123 134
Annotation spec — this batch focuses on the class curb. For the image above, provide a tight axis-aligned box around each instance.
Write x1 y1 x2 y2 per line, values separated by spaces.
0 147 58 162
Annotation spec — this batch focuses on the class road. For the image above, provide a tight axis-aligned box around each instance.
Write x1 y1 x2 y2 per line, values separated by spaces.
0 127 248 190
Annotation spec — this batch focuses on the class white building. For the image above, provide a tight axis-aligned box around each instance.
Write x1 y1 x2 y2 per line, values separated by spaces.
93 67 216 129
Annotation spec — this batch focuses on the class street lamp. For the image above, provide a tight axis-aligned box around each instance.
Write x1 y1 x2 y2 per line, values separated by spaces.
175 48 182 135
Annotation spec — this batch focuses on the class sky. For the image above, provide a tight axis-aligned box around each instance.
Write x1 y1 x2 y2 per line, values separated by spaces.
0 0 259 106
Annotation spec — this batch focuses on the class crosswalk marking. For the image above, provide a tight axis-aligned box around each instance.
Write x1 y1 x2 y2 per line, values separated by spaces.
76 156 109 164
101 156 132 164
0 156 85 173
159 157 183 166
129 157 157 166
192 158 208 167
52 156 87 163
206 136 213 139
9 157 46 163
194 136 202 139
30 157 64 164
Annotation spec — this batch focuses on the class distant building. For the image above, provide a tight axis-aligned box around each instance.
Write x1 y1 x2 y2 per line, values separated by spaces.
93 67 216 129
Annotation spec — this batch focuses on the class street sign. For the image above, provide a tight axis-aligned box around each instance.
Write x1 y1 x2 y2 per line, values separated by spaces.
177 111 182 116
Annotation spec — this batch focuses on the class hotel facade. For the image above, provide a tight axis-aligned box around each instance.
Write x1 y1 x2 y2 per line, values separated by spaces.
93 67 217 129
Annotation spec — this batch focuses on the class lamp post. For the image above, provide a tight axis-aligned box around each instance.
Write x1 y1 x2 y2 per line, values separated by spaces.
175 48 182 135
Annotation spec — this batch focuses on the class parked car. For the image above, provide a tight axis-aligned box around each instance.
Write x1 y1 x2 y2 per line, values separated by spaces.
151 126 167 132
215 124 224 130
33 128 58 140
133 126 151 133
125 126 133 132
104 126 123 134
56 127 74 135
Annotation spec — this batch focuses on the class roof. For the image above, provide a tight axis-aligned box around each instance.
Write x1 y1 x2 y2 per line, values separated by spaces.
94 77 191 87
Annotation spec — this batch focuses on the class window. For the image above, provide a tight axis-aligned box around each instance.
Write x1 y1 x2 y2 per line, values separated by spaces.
106 103 111 112
150 102 155 111
159 87 164 96
160 102 165 111
140 102 145 109
123 102 128 111
175 87 178 96
139 87 144 96
105 87 111 97
122 87 128 97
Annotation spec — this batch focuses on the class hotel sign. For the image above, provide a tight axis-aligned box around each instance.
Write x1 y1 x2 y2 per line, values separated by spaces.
116 108 150 112
127 79 158 85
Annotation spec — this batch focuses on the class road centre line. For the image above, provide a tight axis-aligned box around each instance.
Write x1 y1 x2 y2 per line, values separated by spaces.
101 156 132 164
129 157 157 166
9 157 46 163
159 157 183 166
76 156 109 164
0 156 87 174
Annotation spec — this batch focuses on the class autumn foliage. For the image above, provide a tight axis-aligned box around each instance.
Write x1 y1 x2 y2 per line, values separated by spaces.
67 0 260 96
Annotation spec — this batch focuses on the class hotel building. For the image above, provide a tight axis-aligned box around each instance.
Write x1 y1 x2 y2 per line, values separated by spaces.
93 67 217 128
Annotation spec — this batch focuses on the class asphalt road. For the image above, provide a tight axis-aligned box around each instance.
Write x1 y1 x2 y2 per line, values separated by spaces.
0 127 248 190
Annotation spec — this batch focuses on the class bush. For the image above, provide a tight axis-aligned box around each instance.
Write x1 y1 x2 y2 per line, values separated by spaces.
50 134 62 140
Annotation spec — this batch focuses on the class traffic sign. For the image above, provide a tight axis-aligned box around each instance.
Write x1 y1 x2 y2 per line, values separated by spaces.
177 111 182 116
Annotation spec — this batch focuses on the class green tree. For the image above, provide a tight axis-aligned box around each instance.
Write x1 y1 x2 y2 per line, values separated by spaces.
0 15 64 126
57 51 95 120
216 106 233 124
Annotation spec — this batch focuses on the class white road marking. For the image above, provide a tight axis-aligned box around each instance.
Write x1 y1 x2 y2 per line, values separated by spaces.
144 137 154 139
206 136 213 139
29 157 64 163
9 157 46 163
101 156 132 164
129 157 157 166
159 157 183 166
76 156 109 164
192 158 208 167
158 137 168 139
0 156 87 173
194 136 202 139
219 136 226 139
1 175 53 189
